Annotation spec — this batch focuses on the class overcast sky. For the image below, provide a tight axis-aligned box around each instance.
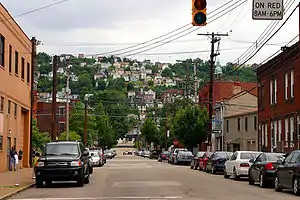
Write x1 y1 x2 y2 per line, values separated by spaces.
1 0 299 65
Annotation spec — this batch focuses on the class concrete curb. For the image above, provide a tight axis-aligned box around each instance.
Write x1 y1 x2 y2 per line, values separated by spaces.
0 183 35 200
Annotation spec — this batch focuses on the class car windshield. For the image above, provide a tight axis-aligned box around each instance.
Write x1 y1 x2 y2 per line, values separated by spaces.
44 144 79 156
196 152 205 157
91 152 99 157
215 152 230 158
240 152 257 159
266 153 284 162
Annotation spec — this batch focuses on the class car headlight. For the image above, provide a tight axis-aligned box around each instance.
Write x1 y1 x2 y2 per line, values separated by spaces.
70 161 82 167
36 162 44 167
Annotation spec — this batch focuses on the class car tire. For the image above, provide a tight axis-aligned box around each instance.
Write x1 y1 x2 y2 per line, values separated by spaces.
259 173 267 188
293 178 300 196
84 171 90 184
194 164 198 170
36 177 43 188
248 173 254 185
224 170 230 179
274 175 282 192
77 171 85 187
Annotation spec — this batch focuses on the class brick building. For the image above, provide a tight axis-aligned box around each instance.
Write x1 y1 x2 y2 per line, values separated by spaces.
0 4 33 171
36 101 77 136
257 42 300 153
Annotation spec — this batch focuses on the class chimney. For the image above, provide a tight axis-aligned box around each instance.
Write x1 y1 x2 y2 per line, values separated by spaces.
233 81 242 95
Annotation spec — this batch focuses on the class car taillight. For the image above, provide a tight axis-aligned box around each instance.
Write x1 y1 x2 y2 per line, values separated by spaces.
240 163 250 167
265 162 274 170
162 154 165 157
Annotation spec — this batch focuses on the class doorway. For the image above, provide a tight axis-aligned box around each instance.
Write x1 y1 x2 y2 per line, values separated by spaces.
7 136 11 170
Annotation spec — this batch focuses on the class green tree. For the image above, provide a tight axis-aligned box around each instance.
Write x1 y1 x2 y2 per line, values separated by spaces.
141 118 159 144
172 105 208 150
59 131 82 141
148 80 154 86
32 119 51 151
161 68 173 77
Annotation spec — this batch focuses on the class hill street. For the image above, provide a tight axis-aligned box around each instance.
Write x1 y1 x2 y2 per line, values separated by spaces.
7 155 299 200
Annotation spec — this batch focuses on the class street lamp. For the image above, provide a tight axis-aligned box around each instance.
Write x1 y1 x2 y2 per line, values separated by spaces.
66 63 71 141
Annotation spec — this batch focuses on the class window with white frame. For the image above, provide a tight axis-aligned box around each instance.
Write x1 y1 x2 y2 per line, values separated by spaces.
265 124 268 147
270 80 273 104
298 116 300 140
291 70 294 98
274 121 278 147
274 79 278 103
285 118 289 147
285 73 289 100
278 120 282 142
290 117 294 147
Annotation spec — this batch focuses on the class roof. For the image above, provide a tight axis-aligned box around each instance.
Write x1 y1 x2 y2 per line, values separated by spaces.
0 3 31 41
198 81 257 103
224 87 258 100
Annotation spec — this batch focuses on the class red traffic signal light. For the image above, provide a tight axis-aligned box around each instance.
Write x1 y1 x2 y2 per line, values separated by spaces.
192 0 207 26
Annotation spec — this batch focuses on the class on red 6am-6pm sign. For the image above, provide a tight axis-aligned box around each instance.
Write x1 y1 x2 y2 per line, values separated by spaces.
252 0 284 20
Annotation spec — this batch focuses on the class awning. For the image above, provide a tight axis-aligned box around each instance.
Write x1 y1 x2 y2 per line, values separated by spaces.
225 138 241 144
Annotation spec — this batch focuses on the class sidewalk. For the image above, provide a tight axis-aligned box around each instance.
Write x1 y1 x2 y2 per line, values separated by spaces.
0 168 35 199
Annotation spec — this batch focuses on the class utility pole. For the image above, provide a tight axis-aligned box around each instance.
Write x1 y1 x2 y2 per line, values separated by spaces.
165 95 169 150
185 60 190 101
84 99 88 146
198 32 228 151
194 63 198 104
30 37 37 167
65 57 71 141
51 55 59 140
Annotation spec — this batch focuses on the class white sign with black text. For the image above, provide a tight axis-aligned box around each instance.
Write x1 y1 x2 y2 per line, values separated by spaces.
252 0 284 20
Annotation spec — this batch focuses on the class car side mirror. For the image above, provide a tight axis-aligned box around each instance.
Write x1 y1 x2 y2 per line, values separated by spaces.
249 158 255 163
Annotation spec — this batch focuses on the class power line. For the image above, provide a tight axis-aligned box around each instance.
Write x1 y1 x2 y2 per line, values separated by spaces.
0 0 72 23
122 0 248 58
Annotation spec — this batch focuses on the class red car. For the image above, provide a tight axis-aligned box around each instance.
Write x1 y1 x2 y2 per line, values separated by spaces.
199 152 213 171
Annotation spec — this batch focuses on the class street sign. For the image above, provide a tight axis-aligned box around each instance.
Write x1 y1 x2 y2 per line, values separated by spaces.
252 0 283 20
212 130 222 134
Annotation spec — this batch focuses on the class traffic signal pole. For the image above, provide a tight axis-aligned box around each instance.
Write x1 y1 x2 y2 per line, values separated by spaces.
198 32 228 151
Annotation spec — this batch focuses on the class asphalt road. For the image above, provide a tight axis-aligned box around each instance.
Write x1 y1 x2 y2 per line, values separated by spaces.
8 156 299 200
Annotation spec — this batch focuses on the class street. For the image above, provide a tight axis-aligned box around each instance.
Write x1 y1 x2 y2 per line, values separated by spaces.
8 156 299 200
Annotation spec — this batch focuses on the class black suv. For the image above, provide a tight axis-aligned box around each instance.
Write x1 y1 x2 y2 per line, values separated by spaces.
35 141 91 188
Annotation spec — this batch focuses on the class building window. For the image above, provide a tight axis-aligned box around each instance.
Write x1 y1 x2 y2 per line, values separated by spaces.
0 136 2 150
285 72 288 100
0 96 3 112
274 121 278 147
15 51 19 75
290 117 294 147
21 57 25 79
226 120 229 132
274 79 277 103
264 124 268 147
278 120 282 142
9 45 12 73
285 118 289 147
254 116 257 130
14 103 17 117
7 100 11 115
291 70 294 98
58 107 65 116
0 35 4 67
27 63 30 83
258 85 264 110
270 80 273 104
245 117 248 131
238 118 240 131
298 116 300 141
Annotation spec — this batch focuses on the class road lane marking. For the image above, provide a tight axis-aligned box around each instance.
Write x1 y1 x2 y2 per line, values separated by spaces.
112 181 181 187
10 197 182 200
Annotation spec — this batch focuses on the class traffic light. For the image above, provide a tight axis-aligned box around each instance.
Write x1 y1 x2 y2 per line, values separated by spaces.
192 0 207 26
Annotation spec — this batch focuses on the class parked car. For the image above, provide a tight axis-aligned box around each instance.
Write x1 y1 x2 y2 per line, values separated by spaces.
274 150 300 195
34 141 91 188
90 151 103 167
143 150 150 158
199 152 213 171
169 148 188 164
105 149 115 159
149 150 161 159
206 151 233 174
158 151 171 162
224 151 261 180
248 152 284 187
190 151 206 170
172 151 193 165
85 148 93 174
